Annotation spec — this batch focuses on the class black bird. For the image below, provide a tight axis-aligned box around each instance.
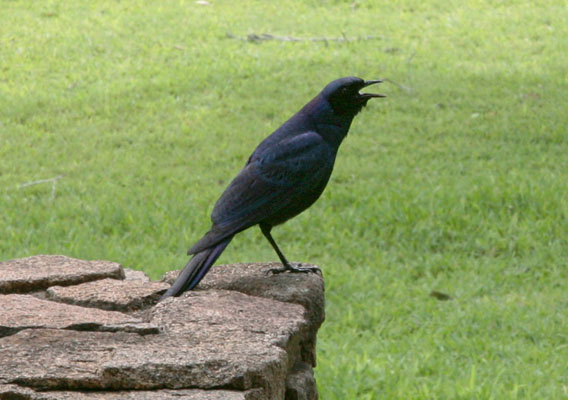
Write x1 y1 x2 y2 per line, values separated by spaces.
160 76 385 301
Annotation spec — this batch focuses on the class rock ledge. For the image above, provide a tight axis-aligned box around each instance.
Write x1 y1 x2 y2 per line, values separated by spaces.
0 256 324 400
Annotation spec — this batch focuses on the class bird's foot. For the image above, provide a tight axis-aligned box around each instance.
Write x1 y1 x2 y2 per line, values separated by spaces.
266 263 322 276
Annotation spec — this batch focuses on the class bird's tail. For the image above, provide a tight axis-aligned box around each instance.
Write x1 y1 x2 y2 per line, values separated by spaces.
159 236 233 301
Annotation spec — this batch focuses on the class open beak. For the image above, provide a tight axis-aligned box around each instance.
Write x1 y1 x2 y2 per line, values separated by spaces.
359 79 386 98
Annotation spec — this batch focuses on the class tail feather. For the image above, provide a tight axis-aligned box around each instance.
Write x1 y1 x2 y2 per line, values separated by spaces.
159 236 233 301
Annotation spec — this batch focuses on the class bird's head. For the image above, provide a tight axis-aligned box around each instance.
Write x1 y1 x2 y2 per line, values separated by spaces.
322 76 385 115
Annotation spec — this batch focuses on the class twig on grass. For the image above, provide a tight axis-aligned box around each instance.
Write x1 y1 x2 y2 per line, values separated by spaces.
19 175 63 200
226 32 385 44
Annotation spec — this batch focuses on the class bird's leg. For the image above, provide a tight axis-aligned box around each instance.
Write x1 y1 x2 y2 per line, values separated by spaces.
259 223 321 275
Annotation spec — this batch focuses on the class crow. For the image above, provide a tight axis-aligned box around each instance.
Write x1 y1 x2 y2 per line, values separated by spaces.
160 76 385 300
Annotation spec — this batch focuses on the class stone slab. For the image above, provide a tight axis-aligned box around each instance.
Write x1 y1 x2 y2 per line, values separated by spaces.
0 384 260 400
162 262 324 324
0 329 139 390
0 255 124 294
46 278 169 311
123 268 151 282
162 262 325 365
0 290 308 398
0 295 158 337
285 361 317 400
0 259 324 400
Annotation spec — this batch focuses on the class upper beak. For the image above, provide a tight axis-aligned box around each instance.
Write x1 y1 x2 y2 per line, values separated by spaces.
360 79 386 98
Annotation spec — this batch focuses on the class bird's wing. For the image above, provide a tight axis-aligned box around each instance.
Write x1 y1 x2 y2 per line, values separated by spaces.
188 131 335 254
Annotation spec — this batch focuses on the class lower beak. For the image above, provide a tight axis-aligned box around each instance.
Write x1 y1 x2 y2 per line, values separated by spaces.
360 79 386 98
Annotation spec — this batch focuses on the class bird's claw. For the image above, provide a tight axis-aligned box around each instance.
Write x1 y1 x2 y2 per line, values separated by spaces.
265 263 322 276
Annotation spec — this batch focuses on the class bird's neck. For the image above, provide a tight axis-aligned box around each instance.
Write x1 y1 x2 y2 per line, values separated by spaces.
299 95 354 148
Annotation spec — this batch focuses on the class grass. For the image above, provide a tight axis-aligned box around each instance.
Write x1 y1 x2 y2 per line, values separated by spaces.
1 0 567 398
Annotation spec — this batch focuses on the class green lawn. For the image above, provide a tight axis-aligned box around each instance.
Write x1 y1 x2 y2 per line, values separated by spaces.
1 0 567 398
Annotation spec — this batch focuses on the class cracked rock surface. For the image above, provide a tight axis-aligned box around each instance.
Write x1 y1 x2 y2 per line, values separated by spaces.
0 255 324 400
